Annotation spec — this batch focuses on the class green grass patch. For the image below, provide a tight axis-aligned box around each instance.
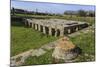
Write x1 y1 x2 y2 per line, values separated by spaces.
23 30 95 65
11 17 95 64
23 50 53 65
23 50 64 66
70 31 95 55
11 23 58 56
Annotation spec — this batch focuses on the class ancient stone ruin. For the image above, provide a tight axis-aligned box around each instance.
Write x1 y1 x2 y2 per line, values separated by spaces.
24 19 88 36
52 36 82 62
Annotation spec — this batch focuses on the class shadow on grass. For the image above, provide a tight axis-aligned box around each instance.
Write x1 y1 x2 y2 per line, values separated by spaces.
11 17 25 27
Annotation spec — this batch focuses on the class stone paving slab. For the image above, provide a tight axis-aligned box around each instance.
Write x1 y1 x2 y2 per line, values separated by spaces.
31 48 46 57
41 42 56 50
11 41 57 66
11 49 34 59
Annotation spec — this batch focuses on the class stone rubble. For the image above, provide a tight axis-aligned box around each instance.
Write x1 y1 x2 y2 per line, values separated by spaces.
11 40 57 66
52 36 80 61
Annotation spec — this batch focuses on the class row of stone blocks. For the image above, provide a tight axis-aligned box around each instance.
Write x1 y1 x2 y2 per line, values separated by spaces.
24 19 88 37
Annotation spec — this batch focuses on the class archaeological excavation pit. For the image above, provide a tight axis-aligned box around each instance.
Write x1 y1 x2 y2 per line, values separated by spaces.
24 19 88 36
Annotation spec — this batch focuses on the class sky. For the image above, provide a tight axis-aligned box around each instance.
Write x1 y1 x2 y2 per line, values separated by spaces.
11 0 95 14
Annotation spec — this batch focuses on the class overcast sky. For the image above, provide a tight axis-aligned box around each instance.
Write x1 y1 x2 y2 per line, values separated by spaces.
11 0 95 14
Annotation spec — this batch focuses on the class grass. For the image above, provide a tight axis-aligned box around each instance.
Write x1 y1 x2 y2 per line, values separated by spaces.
21 29 95 65
11 21 58 56
23 50 53 65
70 31 95 55
69 30 95 62
23 28 95 65
11 15 95 65
12 13 95 25
23 50 64 66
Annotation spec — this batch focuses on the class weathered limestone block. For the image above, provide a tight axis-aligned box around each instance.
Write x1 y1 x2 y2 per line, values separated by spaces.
49 27 52 35
32 48 46 57
75 27 79 31
11 49 34 66
59 26 64 36
52 36 81 61
68 29 71 34
32 23 34 28
60 30 64 36
35 24 37 30
55 29 58 37
43 26 46 34
41 42 55 50
10 59 16 67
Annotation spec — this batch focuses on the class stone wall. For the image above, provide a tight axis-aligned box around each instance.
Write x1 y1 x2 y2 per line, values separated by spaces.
24 19 88 36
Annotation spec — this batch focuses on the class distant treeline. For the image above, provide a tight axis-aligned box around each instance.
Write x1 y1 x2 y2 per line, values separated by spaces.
11 7 95 17
64 10 95 17
11 8 55 16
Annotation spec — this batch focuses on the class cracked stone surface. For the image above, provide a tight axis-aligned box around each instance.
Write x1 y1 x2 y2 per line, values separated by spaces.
52 37 78 61
11 41 57 66
41 42 56 50
31 48 46 57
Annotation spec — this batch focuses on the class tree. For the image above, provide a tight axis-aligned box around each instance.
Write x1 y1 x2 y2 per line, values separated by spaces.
64 11 73 18
12 7 15 15
77 10 86 17
88 11 95 17
64 11 69 15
